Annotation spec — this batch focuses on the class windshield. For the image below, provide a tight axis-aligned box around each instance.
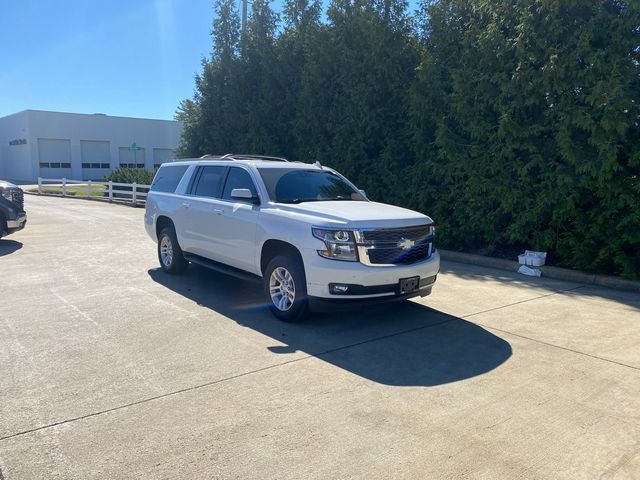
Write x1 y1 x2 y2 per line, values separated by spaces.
258 168 366 204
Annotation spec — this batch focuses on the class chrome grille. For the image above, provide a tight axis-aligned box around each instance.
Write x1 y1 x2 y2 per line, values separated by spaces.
360 225 430 243
367 242 431 265
357 225 434 266
10 190 24 211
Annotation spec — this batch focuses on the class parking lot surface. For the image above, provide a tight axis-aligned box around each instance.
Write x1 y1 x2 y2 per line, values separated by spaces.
1 195 639 479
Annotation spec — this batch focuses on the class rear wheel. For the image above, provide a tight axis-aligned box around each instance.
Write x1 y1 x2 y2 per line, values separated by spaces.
157 226 187 274
264 254 308 322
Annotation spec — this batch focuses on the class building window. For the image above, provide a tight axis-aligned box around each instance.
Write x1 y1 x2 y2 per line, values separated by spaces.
82 163 111 169
39 162 71 169
120 163 145 169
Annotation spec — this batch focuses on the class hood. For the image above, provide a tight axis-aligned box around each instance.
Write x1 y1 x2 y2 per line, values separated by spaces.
0 181 18 190
272 201 432 228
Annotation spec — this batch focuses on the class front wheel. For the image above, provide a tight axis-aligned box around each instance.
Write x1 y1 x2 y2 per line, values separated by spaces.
157 226 187 274
264 255 309 322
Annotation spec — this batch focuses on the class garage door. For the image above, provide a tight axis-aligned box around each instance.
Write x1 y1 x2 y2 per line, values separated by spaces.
38 138 72 178
81 140 111 180
118 147 145 169
153 148 174 169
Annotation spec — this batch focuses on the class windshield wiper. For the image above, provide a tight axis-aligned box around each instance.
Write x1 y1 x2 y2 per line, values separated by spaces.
279 195 360 204
279 198 316 204
315 196 361 201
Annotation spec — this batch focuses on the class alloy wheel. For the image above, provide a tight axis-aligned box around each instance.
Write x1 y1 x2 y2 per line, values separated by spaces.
269 266 295 311
160 235 173 267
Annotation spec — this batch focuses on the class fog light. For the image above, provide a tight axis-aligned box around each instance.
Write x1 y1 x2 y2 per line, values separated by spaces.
330 284 350 294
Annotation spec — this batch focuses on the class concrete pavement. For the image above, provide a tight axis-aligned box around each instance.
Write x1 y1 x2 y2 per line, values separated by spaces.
0 195 638 479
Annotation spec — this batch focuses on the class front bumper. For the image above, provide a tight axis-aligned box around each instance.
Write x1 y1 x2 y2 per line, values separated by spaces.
303 248 440 300
6 214 27 233
308 276 436 312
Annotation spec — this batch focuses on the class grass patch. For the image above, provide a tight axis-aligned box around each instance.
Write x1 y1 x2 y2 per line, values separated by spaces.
29 184 107 197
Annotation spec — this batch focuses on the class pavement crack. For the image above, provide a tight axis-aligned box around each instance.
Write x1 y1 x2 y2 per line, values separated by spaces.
461 285 586 320
0 317 456 442
458 284 640 372
598 443 640 479
486 416 512 429
474 323 640 372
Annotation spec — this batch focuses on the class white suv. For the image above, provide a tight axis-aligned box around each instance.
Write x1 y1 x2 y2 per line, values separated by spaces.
144 155 440 322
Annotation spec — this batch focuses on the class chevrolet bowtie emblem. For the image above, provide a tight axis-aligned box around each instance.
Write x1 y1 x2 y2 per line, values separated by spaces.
397 237 415 251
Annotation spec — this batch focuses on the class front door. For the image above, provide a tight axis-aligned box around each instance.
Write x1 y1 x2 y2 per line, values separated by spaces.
212 167 260 274
182 165 227 261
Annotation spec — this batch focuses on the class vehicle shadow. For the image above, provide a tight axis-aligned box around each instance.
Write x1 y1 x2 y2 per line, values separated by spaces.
0 239 22 256
148 266 512 387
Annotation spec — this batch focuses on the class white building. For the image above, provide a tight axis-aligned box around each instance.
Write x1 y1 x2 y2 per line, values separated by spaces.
0 110 182 182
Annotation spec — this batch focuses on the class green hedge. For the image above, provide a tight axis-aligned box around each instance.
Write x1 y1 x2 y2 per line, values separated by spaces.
104 168 155 185
175 0 640 279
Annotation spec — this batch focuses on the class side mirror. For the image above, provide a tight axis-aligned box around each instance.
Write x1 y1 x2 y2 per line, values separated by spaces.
231 188 259 204
359 189 367 198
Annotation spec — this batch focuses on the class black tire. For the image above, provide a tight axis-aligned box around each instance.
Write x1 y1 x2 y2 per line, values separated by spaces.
264 254 309 322
157 226 188 274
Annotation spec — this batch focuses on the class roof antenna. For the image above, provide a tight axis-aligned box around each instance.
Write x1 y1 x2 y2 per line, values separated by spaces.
314 161 322 169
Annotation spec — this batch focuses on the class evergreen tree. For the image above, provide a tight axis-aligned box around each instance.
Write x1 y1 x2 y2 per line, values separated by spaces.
238 0 281 153
300 0 418 201
411 0 640 277
175 0 640 278
177 0 242 156
277 0 322 158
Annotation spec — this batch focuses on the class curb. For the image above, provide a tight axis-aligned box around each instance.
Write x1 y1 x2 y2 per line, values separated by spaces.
439 249 640 293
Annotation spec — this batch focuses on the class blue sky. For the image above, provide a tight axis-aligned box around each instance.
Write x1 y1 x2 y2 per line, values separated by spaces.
1 0 231 120
0 0 419 121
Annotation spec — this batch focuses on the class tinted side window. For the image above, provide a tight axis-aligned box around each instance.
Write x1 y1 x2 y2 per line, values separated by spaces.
222 167 258 201
194 166 226 198
150 165 188 193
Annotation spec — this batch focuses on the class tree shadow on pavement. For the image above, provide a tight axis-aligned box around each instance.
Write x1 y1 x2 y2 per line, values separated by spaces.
148 266 512 387
0 239 22 257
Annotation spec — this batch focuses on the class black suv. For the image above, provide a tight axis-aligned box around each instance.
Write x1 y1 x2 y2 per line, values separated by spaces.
0 181 27 239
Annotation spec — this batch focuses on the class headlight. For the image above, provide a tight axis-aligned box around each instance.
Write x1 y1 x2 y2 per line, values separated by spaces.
312 227 358 262
0 188 11 201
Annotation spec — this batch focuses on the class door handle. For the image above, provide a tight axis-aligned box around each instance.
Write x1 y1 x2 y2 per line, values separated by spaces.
182 201 191 208
212 208 224 215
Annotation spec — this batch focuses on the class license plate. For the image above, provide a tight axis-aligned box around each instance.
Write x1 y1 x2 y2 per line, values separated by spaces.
399 276 420 294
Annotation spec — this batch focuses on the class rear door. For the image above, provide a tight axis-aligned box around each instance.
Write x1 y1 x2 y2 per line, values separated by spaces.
148 164 190 245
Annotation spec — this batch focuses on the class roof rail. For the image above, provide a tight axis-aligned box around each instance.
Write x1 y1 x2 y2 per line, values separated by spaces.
199 153 290 162
223 154 289 162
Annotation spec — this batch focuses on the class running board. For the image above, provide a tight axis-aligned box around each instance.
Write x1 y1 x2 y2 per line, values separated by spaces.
183 253 262 283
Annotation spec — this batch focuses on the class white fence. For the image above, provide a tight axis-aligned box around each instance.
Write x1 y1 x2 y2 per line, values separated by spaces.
37 177 151 206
